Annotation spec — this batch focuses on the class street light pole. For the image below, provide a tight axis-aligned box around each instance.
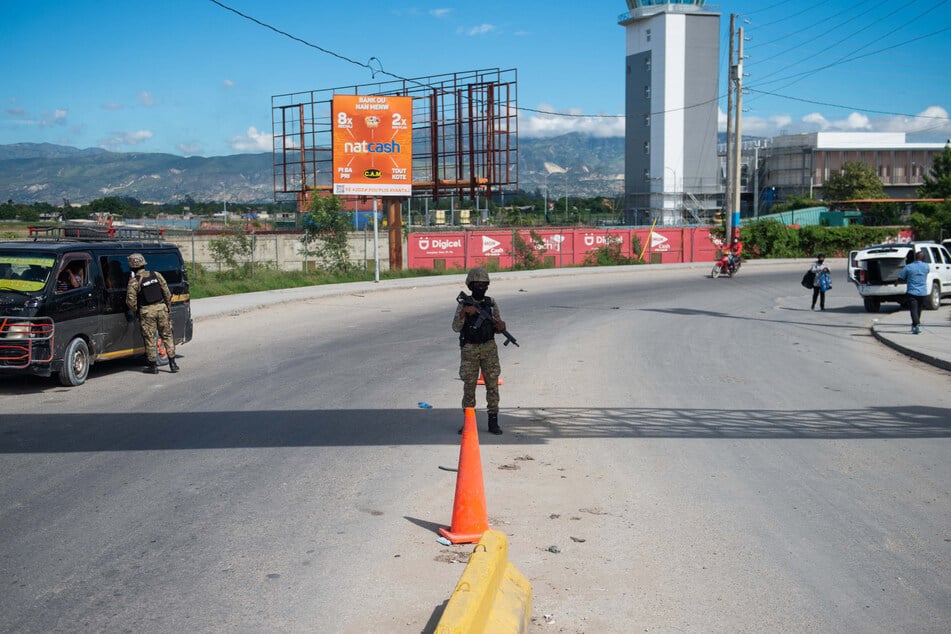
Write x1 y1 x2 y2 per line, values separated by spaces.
544 172 550 222
564 169 569 221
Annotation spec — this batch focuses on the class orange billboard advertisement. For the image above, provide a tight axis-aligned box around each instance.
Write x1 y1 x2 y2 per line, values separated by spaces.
332 95 413 196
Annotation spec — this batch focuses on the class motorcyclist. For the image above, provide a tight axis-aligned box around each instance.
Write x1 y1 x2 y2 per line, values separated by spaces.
725 236 742 270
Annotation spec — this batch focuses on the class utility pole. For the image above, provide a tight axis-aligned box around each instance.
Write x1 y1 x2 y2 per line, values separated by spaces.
724 14 736 243
732 25 745 237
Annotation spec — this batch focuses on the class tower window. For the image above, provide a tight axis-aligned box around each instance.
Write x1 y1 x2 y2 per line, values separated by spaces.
644 141 650 154
645 86 651 99
643 169 650 181
645 58 651 72
644 114 650 127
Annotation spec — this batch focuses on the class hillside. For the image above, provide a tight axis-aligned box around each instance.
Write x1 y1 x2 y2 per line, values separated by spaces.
0 134 625 204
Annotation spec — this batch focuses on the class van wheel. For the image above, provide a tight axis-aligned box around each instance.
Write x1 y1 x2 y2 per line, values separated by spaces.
926 281 941 310
59 337 90 386
863 297 881 313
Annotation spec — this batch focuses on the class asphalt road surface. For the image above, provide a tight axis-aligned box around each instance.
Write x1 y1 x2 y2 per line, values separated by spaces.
2 262 949 633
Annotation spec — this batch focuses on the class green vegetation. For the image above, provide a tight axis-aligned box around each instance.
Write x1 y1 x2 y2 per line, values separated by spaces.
823 162 886 201
738 219 900 258
908 143 951 242
300 194 353 272
187 265 454 300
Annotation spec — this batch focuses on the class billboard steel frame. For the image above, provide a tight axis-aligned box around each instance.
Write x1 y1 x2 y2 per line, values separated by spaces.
271 68 518 208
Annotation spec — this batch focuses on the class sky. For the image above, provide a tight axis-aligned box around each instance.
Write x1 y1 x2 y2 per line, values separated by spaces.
2 0 950 157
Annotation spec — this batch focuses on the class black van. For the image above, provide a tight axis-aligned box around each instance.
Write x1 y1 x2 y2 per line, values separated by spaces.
0 232 192 385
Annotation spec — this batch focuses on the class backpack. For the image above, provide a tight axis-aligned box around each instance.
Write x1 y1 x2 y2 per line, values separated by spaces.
801 270 815 289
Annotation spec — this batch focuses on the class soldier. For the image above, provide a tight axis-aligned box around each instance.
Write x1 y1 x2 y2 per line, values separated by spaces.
452 267 506 435
126 253 179 374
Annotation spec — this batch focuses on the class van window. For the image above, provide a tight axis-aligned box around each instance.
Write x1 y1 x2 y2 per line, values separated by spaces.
100 255 130 314
147 252 185 285
0 253 55 292
55 255 91 293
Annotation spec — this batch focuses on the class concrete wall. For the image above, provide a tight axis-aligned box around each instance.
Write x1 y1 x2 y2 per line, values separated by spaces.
168 230 397 272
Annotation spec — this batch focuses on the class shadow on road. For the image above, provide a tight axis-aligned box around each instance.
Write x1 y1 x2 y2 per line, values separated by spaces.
2 404 949 454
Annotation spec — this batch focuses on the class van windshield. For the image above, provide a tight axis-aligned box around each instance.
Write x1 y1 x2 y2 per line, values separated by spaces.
0 253 56 292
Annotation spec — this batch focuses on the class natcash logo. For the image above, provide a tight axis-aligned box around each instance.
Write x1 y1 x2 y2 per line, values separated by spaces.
364 169 382 179
343 140 402 153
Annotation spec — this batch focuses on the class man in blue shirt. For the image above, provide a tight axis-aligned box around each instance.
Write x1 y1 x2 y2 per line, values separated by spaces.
896 251 931 334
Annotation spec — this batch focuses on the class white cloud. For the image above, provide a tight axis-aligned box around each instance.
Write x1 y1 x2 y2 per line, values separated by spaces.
463 24 495 36
877 106 951 138
223 79 234 88
138 91 155 107
519 103 624 138
102 102 123 111
228 126 271 152
716 105 951 140
430 8 451 18
99 129 154 150
178 142 203 156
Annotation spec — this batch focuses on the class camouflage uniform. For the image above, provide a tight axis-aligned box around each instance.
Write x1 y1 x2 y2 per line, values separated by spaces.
126 262 176 363
452 269 504 429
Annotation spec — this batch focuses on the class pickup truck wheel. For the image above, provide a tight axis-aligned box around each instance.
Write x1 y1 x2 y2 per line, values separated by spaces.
58 337 90 386
926 281 941 310
863 297 881 313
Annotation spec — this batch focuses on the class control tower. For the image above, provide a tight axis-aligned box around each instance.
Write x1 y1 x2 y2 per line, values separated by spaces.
619 1 720 225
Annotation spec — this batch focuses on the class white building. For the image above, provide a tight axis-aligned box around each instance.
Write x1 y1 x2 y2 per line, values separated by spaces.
619 0 720 225
760 132 948 204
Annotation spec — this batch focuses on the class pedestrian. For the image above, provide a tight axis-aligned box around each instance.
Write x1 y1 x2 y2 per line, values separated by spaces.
126 252 179 373
810 253 831 311
896 251 930 334
452 267 506 435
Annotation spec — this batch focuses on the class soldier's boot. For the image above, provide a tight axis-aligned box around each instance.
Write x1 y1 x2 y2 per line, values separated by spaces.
487 412 502 435
168 356 179 373
143 361 158 374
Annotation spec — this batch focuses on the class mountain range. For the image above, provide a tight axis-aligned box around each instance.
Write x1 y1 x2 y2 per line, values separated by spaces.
0 134 625 205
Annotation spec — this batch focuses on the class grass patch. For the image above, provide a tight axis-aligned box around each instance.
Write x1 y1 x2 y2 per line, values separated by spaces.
188 266 459 299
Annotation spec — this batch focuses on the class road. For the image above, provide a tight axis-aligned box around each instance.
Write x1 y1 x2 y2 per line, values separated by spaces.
2 262 949 633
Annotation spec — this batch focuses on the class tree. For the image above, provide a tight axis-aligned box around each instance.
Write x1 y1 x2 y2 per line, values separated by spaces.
207 227 252 272
822 162 884 202
301 194 353 272
918 143 951 199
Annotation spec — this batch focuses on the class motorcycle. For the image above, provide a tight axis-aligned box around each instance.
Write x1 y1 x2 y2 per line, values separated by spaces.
711 252 740 278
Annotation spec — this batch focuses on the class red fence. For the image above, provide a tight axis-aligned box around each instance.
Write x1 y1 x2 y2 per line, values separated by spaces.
407 226 722 270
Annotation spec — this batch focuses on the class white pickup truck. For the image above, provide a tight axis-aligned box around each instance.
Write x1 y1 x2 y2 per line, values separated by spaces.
847 241 951 312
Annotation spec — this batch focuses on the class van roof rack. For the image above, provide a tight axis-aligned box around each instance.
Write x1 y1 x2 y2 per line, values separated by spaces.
27 224 166 242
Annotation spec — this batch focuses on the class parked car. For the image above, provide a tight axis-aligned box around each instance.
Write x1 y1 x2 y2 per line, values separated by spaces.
0 232 192 385
847 241 951 312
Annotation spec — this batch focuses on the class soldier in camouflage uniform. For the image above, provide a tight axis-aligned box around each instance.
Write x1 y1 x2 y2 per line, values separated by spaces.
452 267 506 434
126 253 179 374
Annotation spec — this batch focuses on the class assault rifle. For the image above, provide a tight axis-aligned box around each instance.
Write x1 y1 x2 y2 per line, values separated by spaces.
456 291 519 347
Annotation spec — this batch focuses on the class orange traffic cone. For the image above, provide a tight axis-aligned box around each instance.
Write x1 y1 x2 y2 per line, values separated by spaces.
439 407 489 544
477 371 503 386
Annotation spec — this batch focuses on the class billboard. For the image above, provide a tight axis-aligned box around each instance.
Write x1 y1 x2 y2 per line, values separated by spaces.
332 95 413 196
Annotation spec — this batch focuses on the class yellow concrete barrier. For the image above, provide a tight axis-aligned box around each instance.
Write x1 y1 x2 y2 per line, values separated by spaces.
435 530 532 634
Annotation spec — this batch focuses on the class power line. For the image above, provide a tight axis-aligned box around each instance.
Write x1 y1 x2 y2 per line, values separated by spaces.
208 0 947 128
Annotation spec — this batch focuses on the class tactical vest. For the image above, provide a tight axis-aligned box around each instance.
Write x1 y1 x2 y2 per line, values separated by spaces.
138 272 165 305
459 296 496 346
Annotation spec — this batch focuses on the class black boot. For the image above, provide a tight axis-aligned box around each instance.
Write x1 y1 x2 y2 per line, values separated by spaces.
168 356 179 373
488 412 502 435
143 361 158 374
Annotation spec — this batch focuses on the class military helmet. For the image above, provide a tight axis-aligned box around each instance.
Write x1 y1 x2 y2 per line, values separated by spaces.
465 267 490 284
128 253 147 268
